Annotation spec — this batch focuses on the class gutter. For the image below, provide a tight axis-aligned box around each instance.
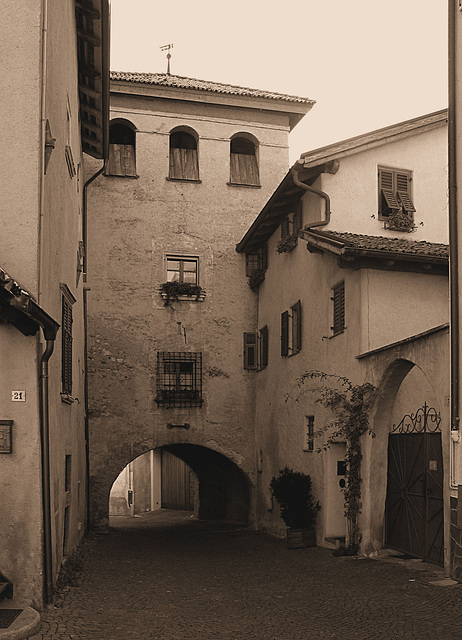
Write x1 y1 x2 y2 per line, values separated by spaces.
449 0 460 432
290 163 331 228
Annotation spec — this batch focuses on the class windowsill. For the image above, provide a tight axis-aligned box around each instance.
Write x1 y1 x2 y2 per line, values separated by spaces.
159 289 206 303
61 393 77 404
166 177 202 184
227 182 261 189
104 173 139 179
329 329 346 339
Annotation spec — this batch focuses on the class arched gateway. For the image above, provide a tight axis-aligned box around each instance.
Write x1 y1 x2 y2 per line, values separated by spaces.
91 443 252 529
359 326 449 566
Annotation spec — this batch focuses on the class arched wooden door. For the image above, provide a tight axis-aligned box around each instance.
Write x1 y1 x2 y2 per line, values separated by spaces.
385 403 443 565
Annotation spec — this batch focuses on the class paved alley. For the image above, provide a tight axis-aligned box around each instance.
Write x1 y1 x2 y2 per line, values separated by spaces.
30 511 462 640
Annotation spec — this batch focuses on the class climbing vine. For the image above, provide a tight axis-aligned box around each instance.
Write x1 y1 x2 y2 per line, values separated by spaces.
293 371 377 555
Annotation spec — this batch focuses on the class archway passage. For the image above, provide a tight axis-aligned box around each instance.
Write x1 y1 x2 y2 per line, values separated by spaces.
162 444 250 524
108 444 251 527
385 403 444 565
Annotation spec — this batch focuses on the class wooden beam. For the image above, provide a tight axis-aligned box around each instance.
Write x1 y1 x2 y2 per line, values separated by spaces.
80 102 102 118
79 66 102 79
78 83 101 99
81 119 101 134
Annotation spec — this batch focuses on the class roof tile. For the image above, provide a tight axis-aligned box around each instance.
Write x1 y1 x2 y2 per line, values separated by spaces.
110 71 314 105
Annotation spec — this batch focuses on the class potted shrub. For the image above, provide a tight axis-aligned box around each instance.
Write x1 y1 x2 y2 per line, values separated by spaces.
270 467 320 549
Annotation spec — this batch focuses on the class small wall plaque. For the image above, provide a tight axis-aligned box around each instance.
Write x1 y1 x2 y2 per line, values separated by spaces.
11 391 25 402
0 421 13 453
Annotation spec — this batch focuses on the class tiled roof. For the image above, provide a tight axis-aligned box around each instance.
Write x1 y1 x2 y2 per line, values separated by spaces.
308 230 449 259
110 71 314 104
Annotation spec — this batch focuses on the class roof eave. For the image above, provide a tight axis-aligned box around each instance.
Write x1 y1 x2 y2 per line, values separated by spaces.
76 0 110 159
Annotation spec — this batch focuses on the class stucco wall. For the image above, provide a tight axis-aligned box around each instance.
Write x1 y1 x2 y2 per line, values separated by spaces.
86 88 294 527
0 0 88 606
307 124 448 244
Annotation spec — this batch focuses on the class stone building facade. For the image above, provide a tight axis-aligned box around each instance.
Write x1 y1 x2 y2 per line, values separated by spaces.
84 72 313 529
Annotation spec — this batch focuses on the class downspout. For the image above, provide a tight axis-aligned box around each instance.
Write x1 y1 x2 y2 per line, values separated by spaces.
449 0 460 436
291 163 331 228
83 163 105 528
39 337 56 605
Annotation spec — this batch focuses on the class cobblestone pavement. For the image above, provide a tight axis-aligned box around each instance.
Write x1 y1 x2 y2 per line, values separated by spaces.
30 510 462 640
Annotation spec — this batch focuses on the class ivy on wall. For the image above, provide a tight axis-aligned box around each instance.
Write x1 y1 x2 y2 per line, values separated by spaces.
289 370 377 555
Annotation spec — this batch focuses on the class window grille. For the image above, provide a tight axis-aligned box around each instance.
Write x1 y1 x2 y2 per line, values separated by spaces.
155 352 203 408
305 416 315 452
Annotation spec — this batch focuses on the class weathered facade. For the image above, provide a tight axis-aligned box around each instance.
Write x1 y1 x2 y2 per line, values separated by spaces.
237 112 450 568
84 72 313 530
0 0 109 612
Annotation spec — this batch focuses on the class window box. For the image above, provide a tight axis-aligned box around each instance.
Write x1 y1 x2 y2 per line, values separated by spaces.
159 281 206 304
384 209 416 232
276 235 298 254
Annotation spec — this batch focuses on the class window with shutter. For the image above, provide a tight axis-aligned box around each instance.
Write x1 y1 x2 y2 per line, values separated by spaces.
60 284 76 398
304 416 315 452
169 130 199 181
244 333 258 370
331 281 345 336
230 136 260 186
107 121 136 177
291 300 302 354
378 167 414 219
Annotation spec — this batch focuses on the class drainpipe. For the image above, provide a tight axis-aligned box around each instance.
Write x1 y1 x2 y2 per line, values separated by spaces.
83 163 105 528
449 0 460 435
39 337 56 605
290 163 331 228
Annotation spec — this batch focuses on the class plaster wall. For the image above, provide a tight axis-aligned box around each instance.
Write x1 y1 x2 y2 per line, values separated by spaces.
40 0 88 588
303 124 448 244
86 90 293 527
0 0 42 290
359 269 449 353
0 0 88 606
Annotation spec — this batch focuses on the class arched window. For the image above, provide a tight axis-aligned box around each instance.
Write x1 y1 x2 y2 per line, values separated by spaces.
230 135 260 186
169 128 199 181
107 120 136 177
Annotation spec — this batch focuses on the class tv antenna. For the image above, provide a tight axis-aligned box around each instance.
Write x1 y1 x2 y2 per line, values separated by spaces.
160 44 174 75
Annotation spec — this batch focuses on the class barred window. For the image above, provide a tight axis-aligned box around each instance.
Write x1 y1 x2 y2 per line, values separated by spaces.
155 352 203 408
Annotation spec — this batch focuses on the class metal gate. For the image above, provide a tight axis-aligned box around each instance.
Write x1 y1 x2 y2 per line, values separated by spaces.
385 403 443 565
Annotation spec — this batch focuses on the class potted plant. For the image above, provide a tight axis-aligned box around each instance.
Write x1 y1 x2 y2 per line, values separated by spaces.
270 467 320 549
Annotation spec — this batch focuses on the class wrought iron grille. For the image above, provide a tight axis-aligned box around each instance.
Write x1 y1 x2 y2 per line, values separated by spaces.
391 402 441 434
155 352 203 408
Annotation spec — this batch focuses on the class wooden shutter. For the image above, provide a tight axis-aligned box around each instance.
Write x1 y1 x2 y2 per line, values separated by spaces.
244 333 258 369
331 282 345 335
379 168 399 216
170 148 199 180
396 172 415 212
122 145 136 177
259 326 268 369
62 297 73 394
293 205 302 235
230 153 259 186
108 144 136 177
292 300 302 352
281 311 289 357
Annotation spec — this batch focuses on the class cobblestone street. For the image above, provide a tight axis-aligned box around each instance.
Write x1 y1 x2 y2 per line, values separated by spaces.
30 511 462 640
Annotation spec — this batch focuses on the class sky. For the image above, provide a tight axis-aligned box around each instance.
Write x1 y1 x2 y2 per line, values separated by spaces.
110 0 448 163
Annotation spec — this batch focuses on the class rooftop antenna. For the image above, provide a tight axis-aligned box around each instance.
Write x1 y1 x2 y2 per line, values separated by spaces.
160 44 174 75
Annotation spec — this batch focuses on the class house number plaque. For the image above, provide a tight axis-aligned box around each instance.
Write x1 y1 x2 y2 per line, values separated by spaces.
0 421 13 454
11 391 25 402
